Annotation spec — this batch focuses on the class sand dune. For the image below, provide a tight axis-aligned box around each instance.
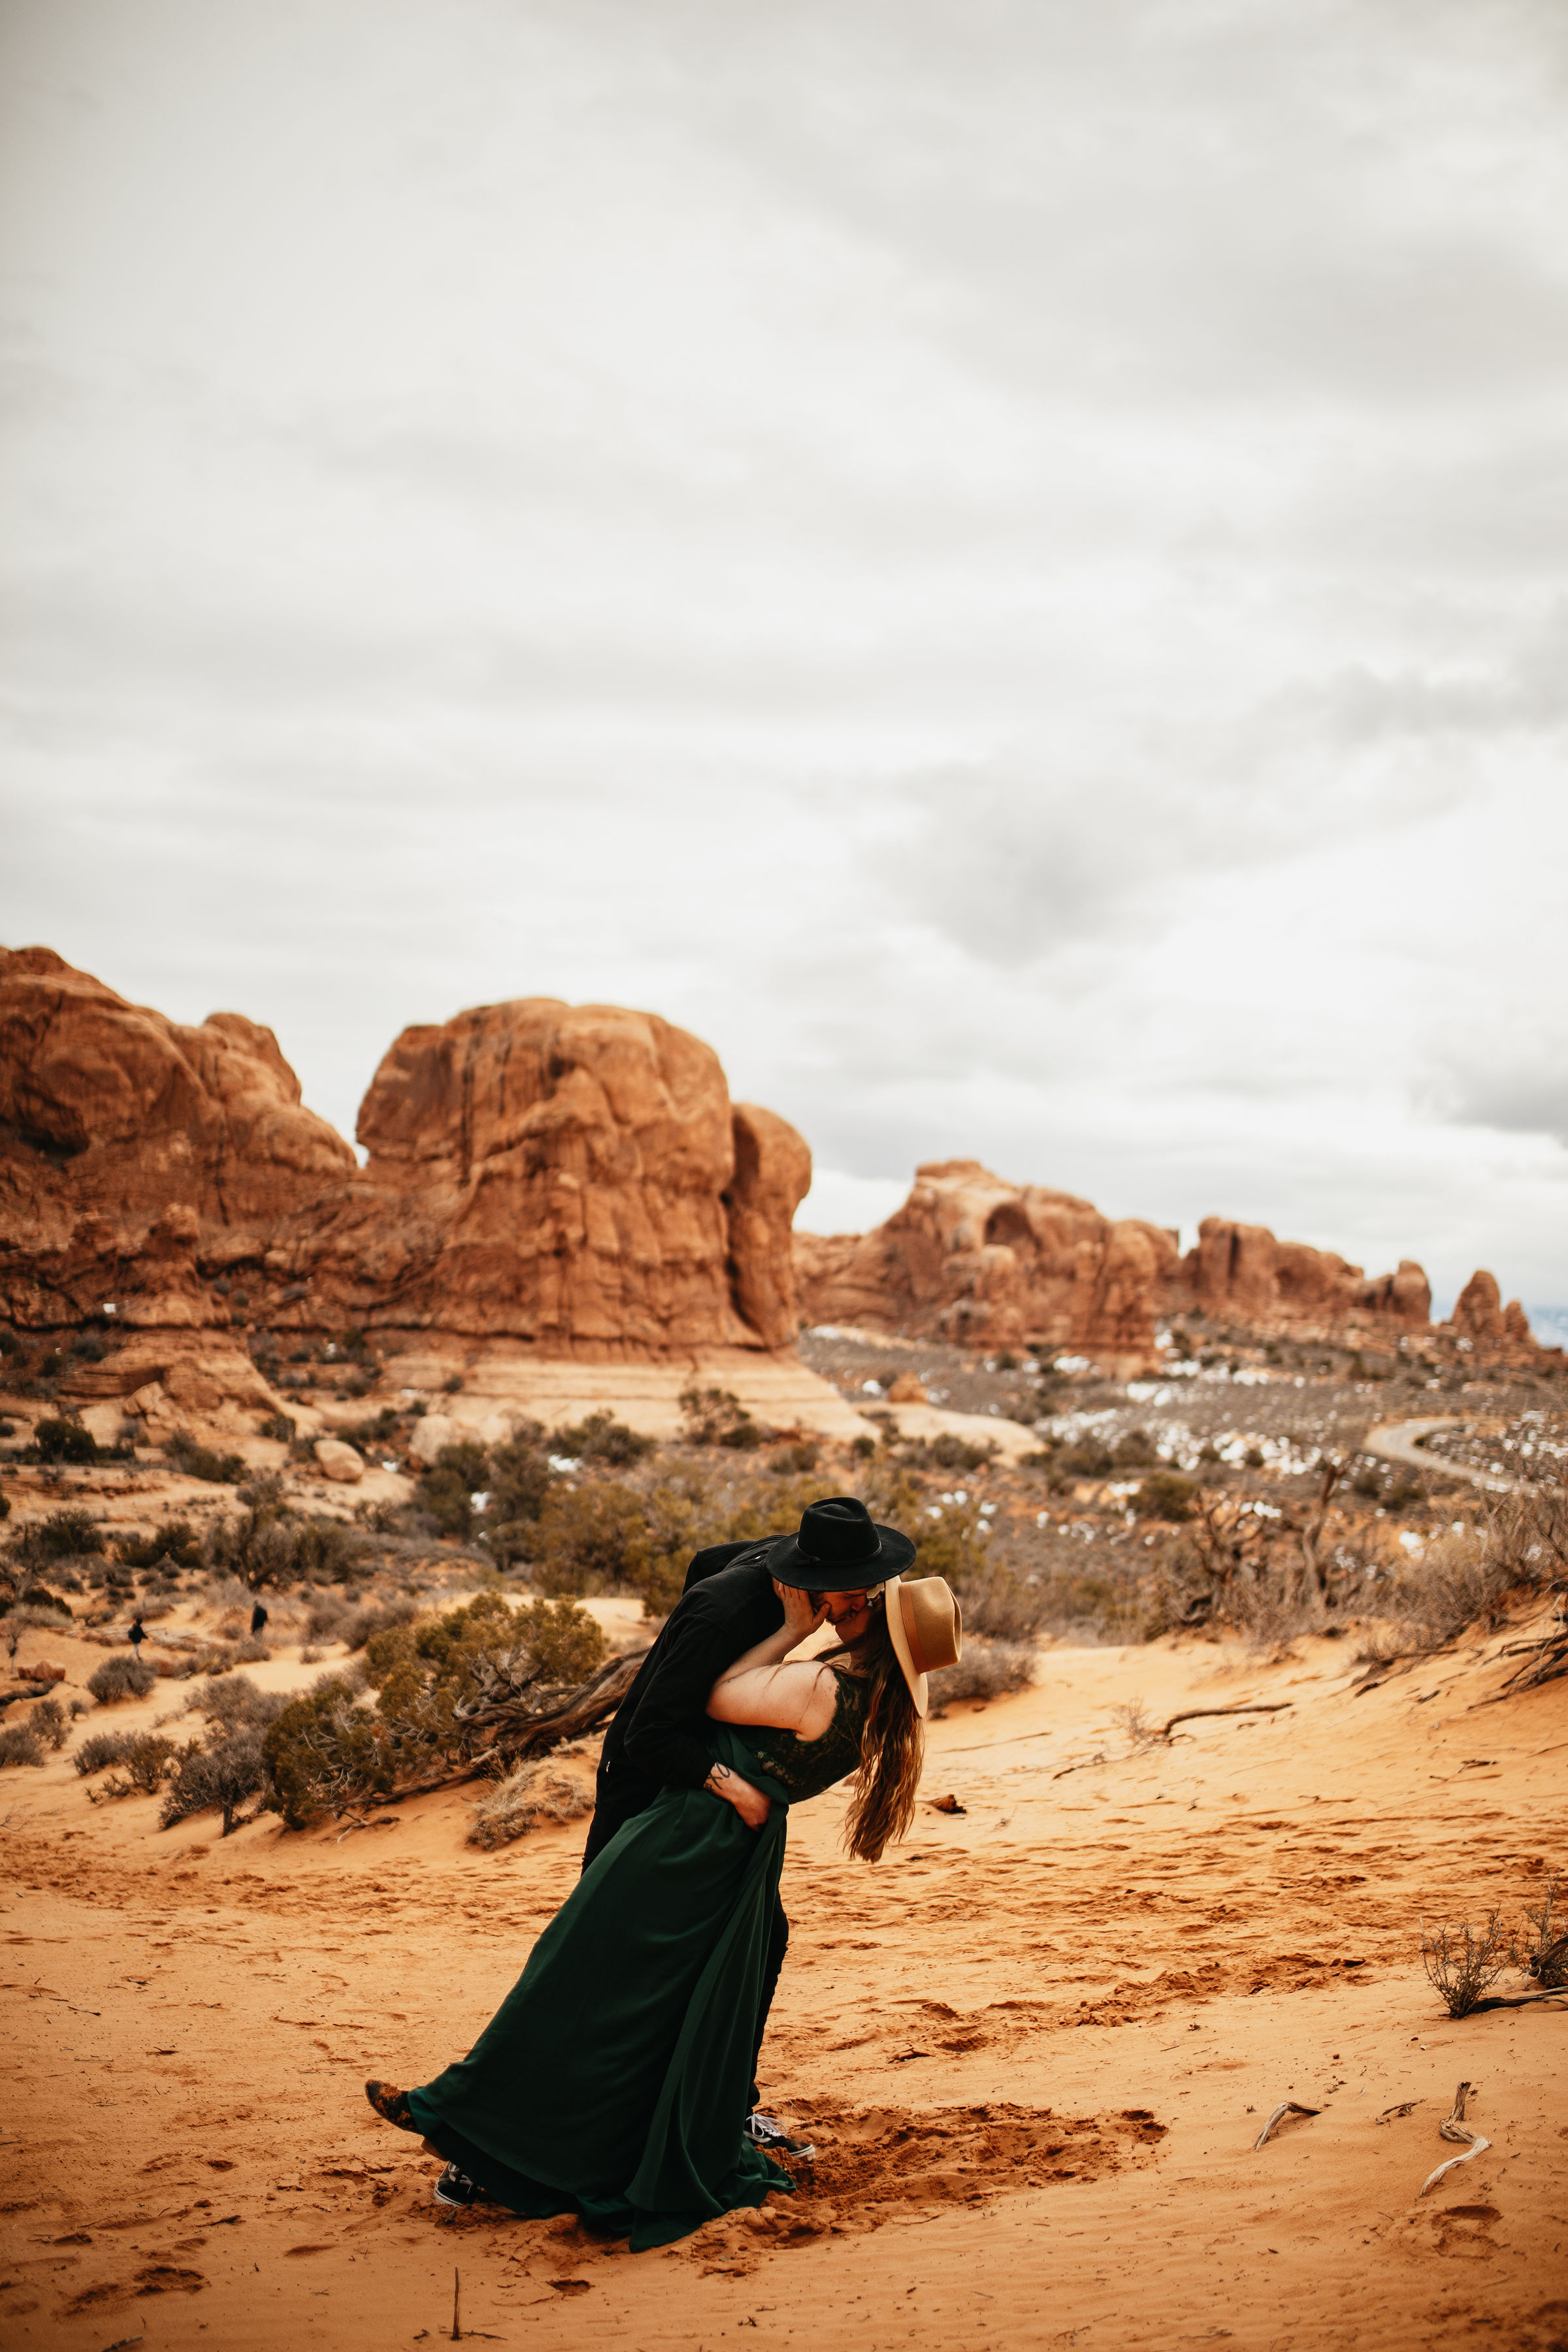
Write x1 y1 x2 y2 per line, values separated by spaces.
3 1597 1565 2351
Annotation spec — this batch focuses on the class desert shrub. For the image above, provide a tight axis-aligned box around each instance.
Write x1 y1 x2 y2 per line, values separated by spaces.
1058 1440 1115 1478
10 1508 105 1564
928 1635 1035 1710
29 1695 71 1750
770 1440 821 1474
187 1671 290 1733
93 1731 183 1798
337 1407 400 1448
530 1479 655 1597
551 1411 655 1467
679 1386 759 1447
0 1328 20 1358
921 1433 998 1473
1134 1472 1198 1523
1421 1912 1514 2017
204 1482 368 1590
263 1674 393 1827
0 1721 45 1767
342 1595 422 1651
259 1413 297 1443
118 1519 204 1572
86 1653 157 1705
267 1596 607 1827
1522 1879 1568 1990
74 1729 135 1775
1113 1428 1159 1469
33 1416 99 1465
159 1725 269 1833
165 1429 247 1484
468 1761 592 1849
11 1582 73 1618
420 1441 491 1538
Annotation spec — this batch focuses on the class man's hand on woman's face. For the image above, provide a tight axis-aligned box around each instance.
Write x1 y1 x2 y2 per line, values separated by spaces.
772 1580 830 1646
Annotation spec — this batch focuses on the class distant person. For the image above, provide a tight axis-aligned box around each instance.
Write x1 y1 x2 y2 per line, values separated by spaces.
250 1601 269 1639
127 1613 145 1652
365 1503 958 2251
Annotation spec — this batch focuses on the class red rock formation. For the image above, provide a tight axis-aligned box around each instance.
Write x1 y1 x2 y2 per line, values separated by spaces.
0 946 355 1333
295 999 811 1354
0 951 809 1366
1175 1217 1431 1336
1444 1271 1539 1365
794 1160 1181 1370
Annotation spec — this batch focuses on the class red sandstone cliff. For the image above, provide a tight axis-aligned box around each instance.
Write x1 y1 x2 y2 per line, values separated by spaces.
1172 1217 1432 1335
1443 1269 1539 1365
0 951 810 1362
793 1160 1182 1371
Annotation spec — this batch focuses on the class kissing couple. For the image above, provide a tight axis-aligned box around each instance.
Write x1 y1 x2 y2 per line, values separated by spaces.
367 1495 960 2247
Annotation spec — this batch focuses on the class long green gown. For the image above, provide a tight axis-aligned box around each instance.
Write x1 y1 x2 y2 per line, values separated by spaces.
405 1669 868 2250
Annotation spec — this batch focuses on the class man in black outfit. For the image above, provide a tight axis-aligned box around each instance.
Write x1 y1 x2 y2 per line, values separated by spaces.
581 1495 909 2149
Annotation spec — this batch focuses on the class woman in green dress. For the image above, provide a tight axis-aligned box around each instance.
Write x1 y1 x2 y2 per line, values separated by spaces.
365 1560 960 2251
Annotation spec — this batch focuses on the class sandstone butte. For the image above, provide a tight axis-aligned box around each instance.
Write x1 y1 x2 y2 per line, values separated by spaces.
791 1158 1549 1375
0 947 811 1417
0 945 1549 1397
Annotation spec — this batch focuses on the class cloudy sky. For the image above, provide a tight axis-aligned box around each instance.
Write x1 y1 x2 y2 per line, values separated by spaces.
3 0 1566 1322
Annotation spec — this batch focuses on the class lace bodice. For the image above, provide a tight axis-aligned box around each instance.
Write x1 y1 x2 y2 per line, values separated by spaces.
732 1668 867 1802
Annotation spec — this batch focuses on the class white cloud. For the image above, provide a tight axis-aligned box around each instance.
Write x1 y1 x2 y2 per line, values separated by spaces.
1 0 1565 1311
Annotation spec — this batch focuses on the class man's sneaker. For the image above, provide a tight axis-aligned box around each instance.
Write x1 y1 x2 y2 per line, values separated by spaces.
745 2112 815 2159
433 2164 481 2209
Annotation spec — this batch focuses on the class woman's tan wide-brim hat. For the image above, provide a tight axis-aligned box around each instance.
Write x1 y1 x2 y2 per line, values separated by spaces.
885 1575 961 1720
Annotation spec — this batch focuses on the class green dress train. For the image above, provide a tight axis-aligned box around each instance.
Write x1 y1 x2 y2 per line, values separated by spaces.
405 1669 868 2250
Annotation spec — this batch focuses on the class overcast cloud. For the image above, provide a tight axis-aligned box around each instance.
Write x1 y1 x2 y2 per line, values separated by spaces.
3 0 1565 1319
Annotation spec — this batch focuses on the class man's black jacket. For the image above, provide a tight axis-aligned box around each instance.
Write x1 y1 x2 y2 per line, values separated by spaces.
582 1539 783 1863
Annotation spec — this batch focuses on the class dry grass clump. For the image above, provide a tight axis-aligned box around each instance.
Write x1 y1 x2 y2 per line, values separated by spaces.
86 1654 157 1705
74 1728 137 1776
468 1760 593 1848
1420 1912 1514 2016
928 1635 1035 1709
0 1720 46 1767
1521 1879 1568 1990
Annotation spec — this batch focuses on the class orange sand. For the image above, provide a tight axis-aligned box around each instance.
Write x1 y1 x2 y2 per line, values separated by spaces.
3 1608 1566 2350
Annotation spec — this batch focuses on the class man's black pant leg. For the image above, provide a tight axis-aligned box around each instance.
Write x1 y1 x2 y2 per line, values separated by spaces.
750 1894 789 2111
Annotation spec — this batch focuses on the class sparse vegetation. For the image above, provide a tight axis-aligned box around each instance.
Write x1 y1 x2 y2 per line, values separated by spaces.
33 1416 99 1465
467 1759 593 1848
0 1720 46 1768
86 1654 158 1705
552 1411 655 1467
9 1508 105 1565
164 1429 248 1484
91 1731 184 1799
159 1726 270 1834
928 1635 1034 1709
1421 1912 1514 2017
679 1386 762 1448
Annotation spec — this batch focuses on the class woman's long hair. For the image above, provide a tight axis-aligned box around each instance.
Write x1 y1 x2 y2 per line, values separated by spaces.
842 1610 924 1863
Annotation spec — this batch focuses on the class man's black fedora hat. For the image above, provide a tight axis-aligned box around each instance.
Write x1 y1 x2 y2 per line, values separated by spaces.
765 1495 917 1590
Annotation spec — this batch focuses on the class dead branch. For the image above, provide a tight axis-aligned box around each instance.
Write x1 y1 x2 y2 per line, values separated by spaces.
1299 1456 1347 1608
1254 2100 1320 2149
1159 1703 1292 1741
1418 2080 1490 2195
1456 1985 1568 2016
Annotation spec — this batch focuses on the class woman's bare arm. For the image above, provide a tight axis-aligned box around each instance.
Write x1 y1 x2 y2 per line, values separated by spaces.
706 1580 839 1740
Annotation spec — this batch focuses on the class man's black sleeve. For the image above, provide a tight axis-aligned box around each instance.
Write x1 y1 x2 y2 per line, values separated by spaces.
621 1570 783 1791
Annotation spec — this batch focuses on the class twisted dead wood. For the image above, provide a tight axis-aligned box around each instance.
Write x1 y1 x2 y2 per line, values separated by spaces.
1253 2100 1319 2149
1419 2080 1490 2196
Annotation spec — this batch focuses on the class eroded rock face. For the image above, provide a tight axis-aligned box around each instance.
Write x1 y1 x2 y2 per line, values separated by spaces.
0 952 809 1364
794 1160 1182 1369
1175 1218 1432 1335
0 946 355 1335
289 1000 810 1353
1445 1270 1537 1364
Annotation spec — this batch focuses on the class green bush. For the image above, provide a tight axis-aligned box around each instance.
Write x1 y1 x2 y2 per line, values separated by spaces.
34 1416 99 1465
10 1508 105 1563
118 1519 203 1572
1134 1472 1199 1522
265 1595 607 1829
86 1654 157 1704
165 1429 247 1484
420 1439 491 1538
551 1411 655 1467
678 1386 759 1446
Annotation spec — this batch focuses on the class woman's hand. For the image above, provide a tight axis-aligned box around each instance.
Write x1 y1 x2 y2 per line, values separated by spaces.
773 1579 829 1649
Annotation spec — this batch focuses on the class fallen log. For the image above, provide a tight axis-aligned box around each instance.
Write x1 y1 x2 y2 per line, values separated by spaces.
1254 2100 1319 2149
